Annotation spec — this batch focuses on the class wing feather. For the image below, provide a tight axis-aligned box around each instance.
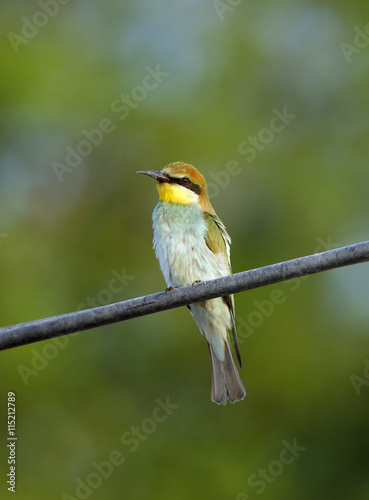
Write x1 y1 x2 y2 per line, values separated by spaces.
203 212 242 368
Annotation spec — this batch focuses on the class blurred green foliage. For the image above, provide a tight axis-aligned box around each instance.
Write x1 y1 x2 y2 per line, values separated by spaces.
1 1 369 499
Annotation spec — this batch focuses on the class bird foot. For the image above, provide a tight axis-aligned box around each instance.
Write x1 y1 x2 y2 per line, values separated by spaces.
192 280 202 285
165 286 177 293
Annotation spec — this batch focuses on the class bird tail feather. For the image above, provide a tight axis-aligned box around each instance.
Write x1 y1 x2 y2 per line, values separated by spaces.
208 339 246 405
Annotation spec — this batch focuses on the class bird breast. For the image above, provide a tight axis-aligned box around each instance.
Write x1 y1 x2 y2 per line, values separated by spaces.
152 202 229 287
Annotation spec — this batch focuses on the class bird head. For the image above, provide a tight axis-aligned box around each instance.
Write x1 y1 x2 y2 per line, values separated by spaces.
137 162 214 213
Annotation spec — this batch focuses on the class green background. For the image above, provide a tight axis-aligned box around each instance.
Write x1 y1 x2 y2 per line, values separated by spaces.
1 1 369 499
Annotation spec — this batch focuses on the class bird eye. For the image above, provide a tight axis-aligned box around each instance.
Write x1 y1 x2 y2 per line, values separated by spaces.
180 177 190 186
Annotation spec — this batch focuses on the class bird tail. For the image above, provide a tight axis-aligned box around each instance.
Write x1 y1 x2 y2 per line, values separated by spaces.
208 339 246 405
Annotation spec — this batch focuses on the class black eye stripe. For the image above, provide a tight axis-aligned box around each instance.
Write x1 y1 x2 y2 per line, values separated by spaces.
167 176 202 195
188 182 202 195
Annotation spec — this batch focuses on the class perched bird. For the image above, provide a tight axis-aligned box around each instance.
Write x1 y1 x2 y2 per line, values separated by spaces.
137 162 245 405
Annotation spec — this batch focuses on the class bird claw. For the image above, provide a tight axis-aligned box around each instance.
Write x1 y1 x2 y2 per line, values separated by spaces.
192 280 202 285
165 286 177 293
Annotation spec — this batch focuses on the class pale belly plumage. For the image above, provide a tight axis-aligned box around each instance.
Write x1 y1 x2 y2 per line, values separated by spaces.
152 202 231 361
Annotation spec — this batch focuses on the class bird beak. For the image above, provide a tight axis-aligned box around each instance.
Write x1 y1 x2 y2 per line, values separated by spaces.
136 170 170 183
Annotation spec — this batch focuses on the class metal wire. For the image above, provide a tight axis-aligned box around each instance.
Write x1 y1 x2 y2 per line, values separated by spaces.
1 241 368 351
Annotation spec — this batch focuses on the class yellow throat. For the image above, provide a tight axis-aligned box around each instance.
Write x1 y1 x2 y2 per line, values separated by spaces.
157 182 198 205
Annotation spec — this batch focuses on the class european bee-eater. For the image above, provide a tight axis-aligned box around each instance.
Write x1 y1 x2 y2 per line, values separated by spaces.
137 162 245 405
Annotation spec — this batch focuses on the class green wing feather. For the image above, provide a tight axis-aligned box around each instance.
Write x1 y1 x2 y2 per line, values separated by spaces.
203 212 242 368
203 212 229 262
